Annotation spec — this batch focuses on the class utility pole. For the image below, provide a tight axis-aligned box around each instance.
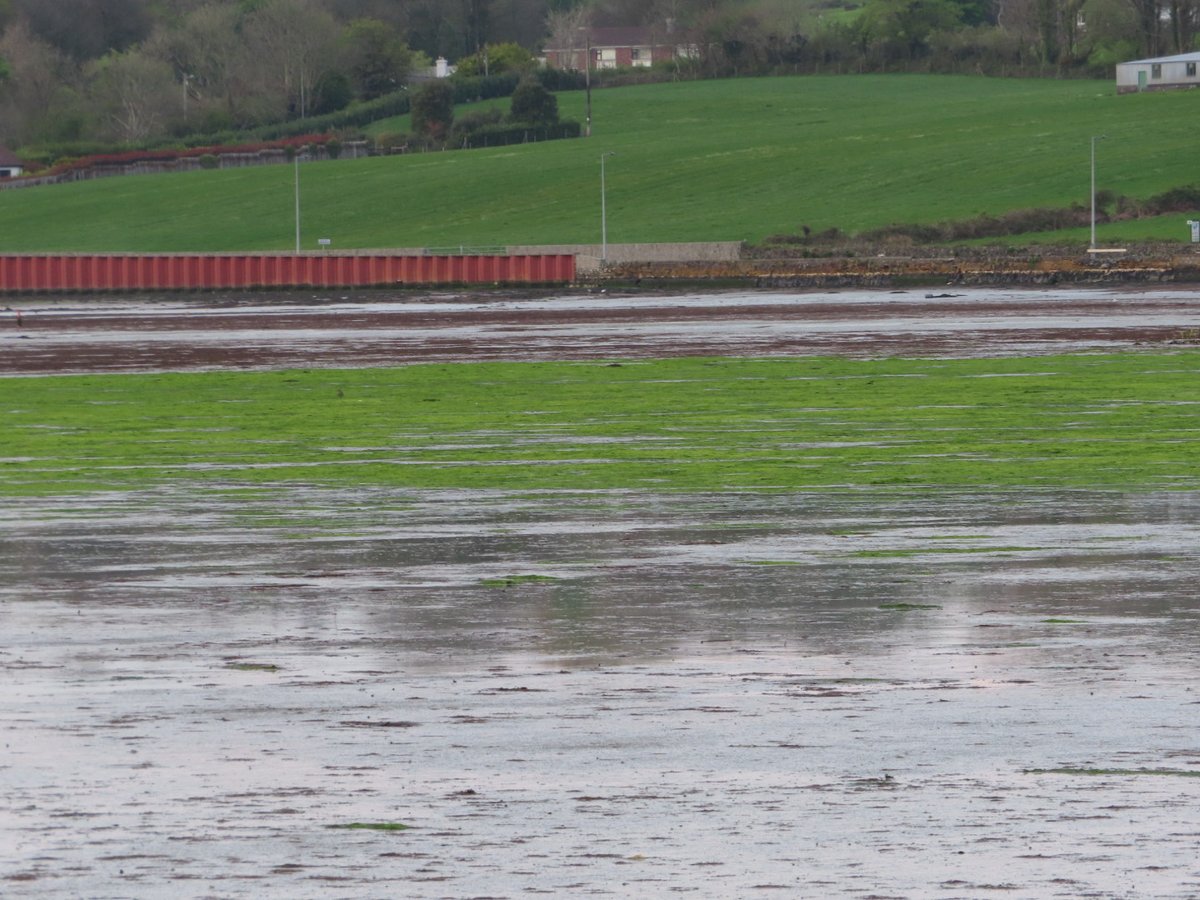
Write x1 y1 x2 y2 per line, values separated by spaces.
584 31 592 137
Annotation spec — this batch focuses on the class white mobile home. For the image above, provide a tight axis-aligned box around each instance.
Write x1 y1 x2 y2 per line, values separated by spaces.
1116 51 1200 93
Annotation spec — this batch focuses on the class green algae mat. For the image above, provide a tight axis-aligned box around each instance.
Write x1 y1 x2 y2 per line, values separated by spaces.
3 353 1198 496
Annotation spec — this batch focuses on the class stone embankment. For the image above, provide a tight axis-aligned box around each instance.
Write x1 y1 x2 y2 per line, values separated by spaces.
596 251 1200 287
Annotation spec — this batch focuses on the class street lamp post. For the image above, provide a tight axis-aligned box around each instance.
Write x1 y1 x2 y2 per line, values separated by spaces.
294 151 302 253
600 152 614 262
1090 134 1107 250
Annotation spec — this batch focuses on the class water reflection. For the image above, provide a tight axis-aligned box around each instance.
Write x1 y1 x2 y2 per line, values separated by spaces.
4 487 1198 669
5 486 1200 897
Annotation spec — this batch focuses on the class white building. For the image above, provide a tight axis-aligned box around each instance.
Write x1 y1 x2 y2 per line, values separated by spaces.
0 146 24 179
1116 51 1200 93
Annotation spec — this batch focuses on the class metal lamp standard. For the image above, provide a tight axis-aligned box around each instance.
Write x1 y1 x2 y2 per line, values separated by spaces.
1090 134 1107 250
600 152 614 262
294 150 302 253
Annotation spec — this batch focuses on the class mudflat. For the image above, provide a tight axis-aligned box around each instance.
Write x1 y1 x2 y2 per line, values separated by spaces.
3 286 1199 898
2 285 1199 374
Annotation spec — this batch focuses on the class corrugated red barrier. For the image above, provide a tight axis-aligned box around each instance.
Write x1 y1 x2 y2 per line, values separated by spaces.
0 253 575 292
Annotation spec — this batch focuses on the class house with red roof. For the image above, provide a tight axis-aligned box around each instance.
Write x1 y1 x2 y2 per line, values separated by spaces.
544 25 696 72
0 146 25 179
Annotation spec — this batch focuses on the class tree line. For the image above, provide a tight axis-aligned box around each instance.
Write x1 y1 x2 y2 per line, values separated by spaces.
0 0 1194 151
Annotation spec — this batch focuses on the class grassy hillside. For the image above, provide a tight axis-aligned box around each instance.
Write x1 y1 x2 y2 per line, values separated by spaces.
1 75 1198 252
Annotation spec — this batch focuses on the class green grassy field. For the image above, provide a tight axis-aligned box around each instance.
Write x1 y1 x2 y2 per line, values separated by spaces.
4 353 1198 497
2 75 1199 252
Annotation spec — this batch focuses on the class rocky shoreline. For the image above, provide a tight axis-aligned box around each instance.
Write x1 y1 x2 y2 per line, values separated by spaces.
600 251 1200 288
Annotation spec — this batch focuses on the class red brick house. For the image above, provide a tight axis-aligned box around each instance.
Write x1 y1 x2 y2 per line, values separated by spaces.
0 146 25 179
544 26 696 72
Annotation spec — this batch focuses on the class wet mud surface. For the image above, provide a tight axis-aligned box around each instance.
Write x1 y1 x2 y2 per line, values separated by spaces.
3 285 1200 373
4 286 1200 897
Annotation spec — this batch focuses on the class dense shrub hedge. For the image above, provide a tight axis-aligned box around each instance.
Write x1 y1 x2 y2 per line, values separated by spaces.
755 184 1200 250
20 69 590 171
458 120 582 149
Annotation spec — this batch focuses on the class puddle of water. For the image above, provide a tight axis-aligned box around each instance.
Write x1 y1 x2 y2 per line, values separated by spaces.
3 486 1200 896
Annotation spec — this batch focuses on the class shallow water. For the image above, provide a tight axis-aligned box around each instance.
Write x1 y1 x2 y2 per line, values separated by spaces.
5 285 1200 374
5 286 1200 896
4 486 1200 897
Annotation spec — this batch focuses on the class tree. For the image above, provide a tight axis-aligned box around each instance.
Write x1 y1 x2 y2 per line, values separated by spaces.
241 0 339 119
1033 0 1060 62
1079 0 1140 64
12 0 154 62
0 19 82 144
545 5 592 70
151 2 246 126
947 0 998 26
312 70 354 113
1127 0 1165 55
462 0 494 53
455 41 538 76
327 0 411 31
509 77 558 123
592 0 662 26
411 79 454 138
858 0 965 61
341 17 414 99
489 0 560 46
403 0 497 60
693 9 771 75
1165 0 1200 53
87 47 177 141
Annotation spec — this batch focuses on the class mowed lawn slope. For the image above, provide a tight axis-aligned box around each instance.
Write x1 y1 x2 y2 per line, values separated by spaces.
1 75 1196 252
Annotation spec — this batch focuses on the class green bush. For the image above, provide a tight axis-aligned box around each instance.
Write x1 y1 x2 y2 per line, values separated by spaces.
449 72 522 104
411 80 455 138
536 67 587 91
458 120 581 149
248 88 412 141
373 132 411 153
509 79 559 126
450 108 504 146
1147 184 1200 213
454 43 538 78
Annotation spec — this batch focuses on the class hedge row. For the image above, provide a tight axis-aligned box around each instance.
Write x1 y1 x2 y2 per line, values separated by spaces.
458 120 582 149
20 69 590 169
756 184 1200 250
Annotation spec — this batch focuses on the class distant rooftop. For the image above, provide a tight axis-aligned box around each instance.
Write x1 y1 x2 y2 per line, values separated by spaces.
1120 50 1200 65
545 24 685 51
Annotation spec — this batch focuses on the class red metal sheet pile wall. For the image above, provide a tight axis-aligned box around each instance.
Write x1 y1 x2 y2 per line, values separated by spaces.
0 253 575 292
